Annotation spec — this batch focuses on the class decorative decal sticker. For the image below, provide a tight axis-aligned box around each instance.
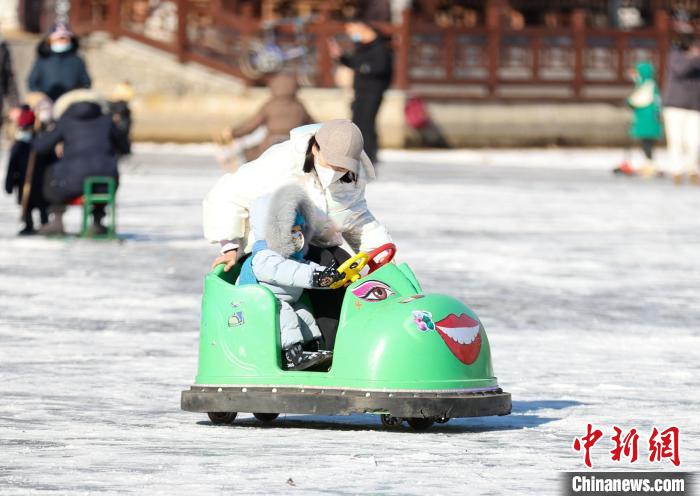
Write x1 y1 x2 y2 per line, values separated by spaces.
435 313 482 365
399 295 425 304
412 310 435 331
351 280 395 302
228 311 245 327
410 311 482 365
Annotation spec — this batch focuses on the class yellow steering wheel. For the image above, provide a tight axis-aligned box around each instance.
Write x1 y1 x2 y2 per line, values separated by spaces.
329 251 371 289
329 243 397 289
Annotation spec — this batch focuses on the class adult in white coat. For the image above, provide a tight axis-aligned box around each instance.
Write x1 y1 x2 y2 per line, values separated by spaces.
203 119 392 347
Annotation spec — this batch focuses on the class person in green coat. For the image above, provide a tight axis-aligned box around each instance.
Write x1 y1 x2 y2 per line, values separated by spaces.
626 61 663 177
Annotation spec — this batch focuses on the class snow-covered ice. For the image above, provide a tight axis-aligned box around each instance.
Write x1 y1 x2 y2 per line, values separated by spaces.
1 147 698 495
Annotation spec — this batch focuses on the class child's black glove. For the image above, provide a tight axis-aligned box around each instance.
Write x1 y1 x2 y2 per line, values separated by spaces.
312 260 343 288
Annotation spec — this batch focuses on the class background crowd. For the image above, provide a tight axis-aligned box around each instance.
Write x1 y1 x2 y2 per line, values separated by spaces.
3 1 700 239
2 22 130 236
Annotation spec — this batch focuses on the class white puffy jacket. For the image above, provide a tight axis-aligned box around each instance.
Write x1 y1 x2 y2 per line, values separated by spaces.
202 124 391 254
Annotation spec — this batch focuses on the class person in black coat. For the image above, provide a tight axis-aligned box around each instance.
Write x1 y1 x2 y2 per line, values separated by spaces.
27 23 91 102
329 21 393 163
4 106 50 235
0 33 20 133
33 90 129 235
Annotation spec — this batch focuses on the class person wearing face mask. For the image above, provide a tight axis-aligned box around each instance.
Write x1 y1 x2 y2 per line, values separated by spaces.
4 105 50 235
33 89 129 236
27 23 92 102
328 20 394 163
203 119 392 348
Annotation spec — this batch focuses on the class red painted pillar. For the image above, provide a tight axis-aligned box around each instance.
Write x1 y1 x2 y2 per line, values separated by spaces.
571 8 586 99
485 0 502 96
176 0 188 62
655 9 670 89
395 9 411 90
316 7 332 88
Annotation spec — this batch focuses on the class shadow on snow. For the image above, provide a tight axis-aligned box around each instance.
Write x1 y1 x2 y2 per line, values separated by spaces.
194 400 583 433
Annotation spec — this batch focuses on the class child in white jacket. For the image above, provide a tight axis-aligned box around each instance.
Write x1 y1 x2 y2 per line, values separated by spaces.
238 184 342 370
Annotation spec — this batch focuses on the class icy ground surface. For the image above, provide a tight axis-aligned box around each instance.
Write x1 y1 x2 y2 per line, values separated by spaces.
1 147 698 495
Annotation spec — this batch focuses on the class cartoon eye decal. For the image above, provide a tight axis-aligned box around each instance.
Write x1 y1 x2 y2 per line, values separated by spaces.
351 280 395 302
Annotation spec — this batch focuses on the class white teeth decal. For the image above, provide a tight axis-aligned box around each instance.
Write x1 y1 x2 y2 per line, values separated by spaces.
436 325 479 345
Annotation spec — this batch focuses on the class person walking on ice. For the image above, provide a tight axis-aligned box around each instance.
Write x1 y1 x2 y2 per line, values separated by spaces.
662 31 700 185
623 61 663 178
27 23 91 102
328 21 393 163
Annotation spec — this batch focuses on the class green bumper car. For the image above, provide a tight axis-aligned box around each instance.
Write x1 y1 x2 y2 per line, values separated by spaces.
181 244 511 430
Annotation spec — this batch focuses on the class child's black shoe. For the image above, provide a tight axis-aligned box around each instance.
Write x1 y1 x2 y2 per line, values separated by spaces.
283 343 332 371
303 338 324 352
283 343 305 369
18 225 37 236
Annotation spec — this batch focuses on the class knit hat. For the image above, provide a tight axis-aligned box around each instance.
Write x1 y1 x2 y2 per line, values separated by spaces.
49 22 73 40
315 119 364 173
17 106 35 128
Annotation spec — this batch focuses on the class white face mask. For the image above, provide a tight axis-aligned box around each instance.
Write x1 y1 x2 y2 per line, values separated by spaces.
291 230 305 252
51 41 72 53
314 162 345 188
15 130 33 142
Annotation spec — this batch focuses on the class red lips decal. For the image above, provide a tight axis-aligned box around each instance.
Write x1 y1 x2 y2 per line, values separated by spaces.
435 313 482 365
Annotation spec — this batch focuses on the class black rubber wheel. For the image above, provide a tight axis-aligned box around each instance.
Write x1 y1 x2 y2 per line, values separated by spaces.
406 418 435 431
253 413 279 423
380 414 403 427
207 412 237 424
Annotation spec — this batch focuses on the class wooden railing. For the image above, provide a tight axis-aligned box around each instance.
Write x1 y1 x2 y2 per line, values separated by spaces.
70 1 679 100
404 8 674 99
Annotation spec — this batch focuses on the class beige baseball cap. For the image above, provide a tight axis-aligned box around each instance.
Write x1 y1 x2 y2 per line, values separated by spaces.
315 119 364 173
